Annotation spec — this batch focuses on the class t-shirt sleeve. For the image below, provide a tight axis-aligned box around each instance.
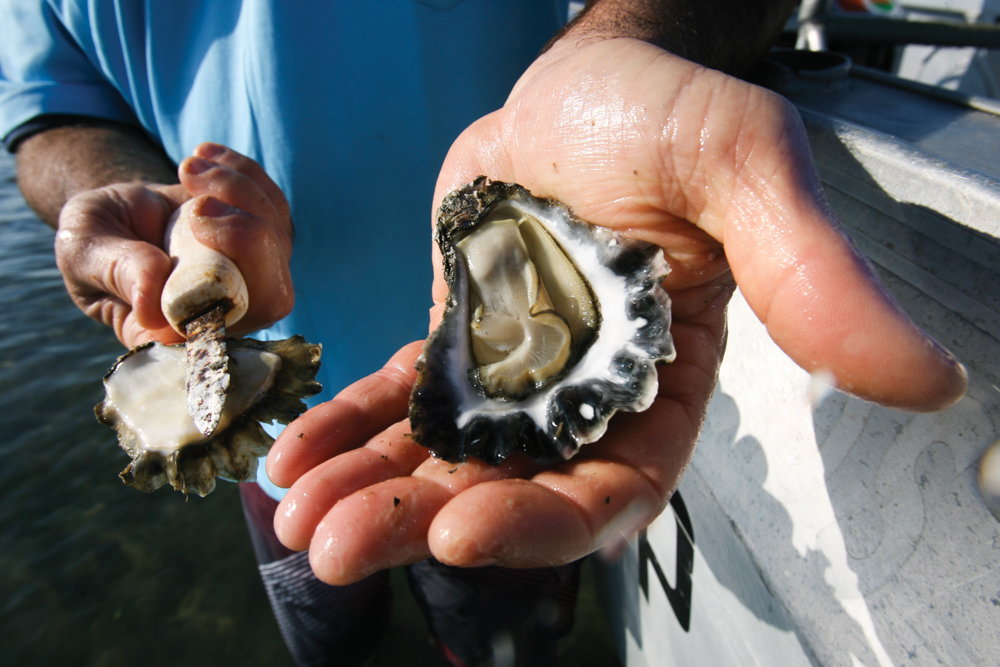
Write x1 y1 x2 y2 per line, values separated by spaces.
0 1 139 149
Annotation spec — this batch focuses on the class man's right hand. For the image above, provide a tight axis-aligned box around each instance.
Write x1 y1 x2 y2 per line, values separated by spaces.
52 143 295 348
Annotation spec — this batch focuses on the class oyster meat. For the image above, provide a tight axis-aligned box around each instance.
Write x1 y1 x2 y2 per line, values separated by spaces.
97 336 322 497
409 178 675 464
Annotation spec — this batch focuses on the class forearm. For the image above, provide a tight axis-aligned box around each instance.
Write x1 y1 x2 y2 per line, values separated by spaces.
554 0 798 77
14 120 177 227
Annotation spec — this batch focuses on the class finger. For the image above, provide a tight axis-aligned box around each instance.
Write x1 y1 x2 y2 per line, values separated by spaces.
714 99 968 411
180 195 294 336
121 317 183 347
427 403 694 568
56 187 176 338
190 142 293 238
58 240 170 328
305 453 539 585
267 341 424 487
309 476 453 585
430 477 631 568
426 411 682 569
274 420 430 551
78 292 175 348
278 433 536 557
634 60 968 410
179 155 292 258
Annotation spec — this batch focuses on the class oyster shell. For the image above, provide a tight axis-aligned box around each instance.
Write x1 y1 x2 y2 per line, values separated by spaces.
96 336 322 497
409 178 675 464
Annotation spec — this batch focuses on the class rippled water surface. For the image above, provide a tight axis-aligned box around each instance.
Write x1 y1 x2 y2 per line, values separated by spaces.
0 150 618 667
0 152 298 665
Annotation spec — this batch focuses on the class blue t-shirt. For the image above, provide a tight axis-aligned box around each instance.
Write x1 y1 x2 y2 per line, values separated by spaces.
0 0 565 496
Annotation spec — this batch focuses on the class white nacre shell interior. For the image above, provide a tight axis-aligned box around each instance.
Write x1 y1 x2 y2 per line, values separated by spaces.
103 344 280 452
97 335 322 496
410 179 674 464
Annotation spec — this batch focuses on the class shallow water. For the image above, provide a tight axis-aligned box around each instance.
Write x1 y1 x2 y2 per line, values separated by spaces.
0 150 619 666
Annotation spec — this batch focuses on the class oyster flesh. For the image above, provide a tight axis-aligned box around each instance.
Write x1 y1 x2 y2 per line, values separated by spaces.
409 178 675 464
96 336 322 497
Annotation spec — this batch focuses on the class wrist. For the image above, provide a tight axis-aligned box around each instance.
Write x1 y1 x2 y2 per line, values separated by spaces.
548 0 797 78
15 120 177 227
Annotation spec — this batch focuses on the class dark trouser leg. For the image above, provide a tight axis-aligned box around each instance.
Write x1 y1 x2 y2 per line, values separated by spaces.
239 482 392 667
406 557 581 667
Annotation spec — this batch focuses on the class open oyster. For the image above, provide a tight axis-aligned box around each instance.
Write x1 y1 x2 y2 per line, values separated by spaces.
96 336 321 497
409 178 675 464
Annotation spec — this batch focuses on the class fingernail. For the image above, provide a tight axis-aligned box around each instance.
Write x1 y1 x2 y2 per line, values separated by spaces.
197 143 226 159
186 157 213 175
198 197 238 218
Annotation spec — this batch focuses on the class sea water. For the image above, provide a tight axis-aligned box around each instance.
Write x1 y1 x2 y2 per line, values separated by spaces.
0 150 292 666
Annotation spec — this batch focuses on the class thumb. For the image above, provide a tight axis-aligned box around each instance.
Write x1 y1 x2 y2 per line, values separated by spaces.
721 113 967 411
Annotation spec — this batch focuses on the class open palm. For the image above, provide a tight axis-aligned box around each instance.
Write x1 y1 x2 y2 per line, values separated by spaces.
268 39 966 585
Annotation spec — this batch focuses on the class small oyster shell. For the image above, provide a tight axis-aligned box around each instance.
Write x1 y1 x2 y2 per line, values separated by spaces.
96 336 322 497
409 178 675 464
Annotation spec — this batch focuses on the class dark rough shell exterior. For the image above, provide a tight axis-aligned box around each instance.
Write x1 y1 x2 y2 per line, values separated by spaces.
409 178 674 465
96 335 322 497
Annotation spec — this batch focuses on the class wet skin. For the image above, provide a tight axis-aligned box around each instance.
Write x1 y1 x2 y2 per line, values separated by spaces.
16 31 968 587
266 40 967 585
